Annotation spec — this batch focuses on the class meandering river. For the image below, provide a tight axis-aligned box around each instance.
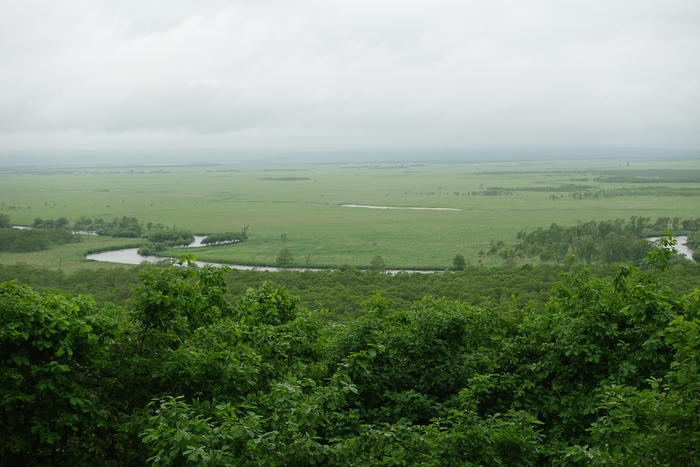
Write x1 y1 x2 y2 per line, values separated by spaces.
646 235 694 260
174 235 208 248
14 227 694 272
85 238 440 275
88 235 695 273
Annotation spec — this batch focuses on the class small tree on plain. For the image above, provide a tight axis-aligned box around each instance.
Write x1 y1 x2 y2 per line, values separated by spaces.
452 254 466 271
276 248 294 267
369 255 386 272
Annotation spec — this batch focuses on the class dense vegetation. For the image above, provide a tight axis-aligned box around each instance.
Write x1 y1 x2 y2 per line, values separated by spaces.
202 227 249 245
2 215 193 254
0 262 565 319
137 226 197 256
2 260 700 322
70 217 253 252
0 216 79 253
0 228 78 253
4 214 248 257
1 241 699 465
488 216 700 265
32 217 70 229
2 162 699 463
145 228 194 245
72 216 195 246
139 226 250 256
74 216 144 237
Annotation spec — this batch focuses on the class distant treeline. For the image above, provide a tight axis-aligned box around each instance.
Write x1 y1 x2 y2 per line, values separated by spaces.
566 186 700 199
401 189 516 196
482 185 700 199
489 216 700 265
474 168 700 184
259 176 310 181
593 168 700 183
491 184 592 193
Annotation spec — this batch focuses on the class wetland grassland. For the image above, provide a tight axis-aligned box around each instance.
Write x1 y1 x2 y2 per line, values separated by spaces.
1 158 699 271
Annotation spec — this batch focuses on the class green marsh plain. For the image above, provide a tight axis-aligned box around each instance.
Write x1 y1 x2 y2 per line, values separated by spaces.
1 158 699 271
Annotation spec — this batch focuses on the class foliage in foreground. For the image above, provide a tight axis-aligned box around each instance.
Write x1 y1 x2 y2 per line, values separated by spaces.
1 258 699 465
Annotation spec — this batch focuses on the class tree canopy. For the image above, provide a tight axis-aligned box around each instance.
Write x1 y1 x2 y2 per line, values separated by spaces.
1 253 699 465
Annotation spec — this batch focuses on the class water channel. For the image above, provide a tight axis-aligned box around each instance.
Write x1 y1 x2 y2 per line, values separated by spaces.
85 236 439 274
13 226 696 271
646 235 694 261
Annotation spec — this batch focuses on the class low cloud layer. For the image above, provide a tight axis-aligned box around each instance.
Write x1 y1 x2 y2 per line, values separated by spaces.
1 0 699 157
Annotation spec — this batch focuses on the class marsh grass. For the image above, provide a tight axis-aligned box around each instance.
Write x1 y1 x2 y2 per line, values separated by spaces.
1 159 699 269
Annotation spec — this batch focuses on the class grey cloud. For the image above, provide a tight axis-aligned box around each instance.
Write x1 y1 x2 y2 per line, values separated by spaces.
0 0 698 156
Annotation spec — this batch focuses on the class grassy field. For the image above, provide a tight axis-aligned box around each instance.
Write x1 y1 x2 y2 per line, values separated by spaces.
0 235 139 272
1 158 699 270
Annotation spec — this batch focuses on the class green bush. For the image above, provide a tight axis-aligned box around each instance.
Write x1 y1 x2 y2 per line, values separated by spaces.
1 257 699 464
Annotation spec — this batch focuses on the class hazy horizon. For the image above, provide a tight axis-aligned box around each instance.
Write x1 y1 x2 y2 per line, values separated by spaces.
1 0 699 164
2 146 699 169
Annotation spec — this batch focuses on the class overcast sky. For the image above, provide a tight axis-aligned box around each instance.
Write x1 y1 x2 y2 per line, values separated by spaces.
1 0 699 160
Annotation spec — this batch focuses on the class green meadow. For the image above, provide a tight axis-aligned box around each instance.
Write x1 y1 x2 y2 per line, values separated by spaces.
1 158 699 271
